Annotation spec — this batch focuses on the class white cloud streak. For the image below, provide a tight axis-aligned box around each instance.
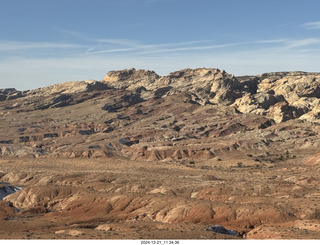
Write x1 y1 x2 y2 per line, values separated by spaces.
1 37 318 57
0 40 83 52
284 38 320 48
302 21 320 29
83 38 320 55
1 32 320 90
51 27 320 56
84 40 212 55
1 42 320 91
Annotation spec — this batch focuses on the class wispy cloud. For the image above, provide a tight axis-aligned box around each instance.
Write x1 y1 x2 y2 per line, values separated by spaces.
258 38 320 50
84 40 213 55
2 28 320 90
83 38 320 56
302 21 320 29
135 42 241 54
52 27 234 55
85 46 141 54
97 38 142 47
52 27 320 56
2 43 320 91
284 38 320 48
0 40 84 52
2 36 320 60
275 22 297 29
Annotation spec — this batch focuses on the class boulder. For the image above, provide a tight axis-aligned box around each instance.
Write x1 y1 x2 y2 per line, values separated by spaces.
121 93 144 105
155 68 242 105
102 68 160 90
233 92 285 114
26 80 109 97
154 86 173 98
258 72 320 104
6 91 26 100
267 101 305 123
55 230 83 236
51 94 73 108
0 89 19 101
95 224 112 231
102 103 121 112
299 108 320 124
0 145 45 157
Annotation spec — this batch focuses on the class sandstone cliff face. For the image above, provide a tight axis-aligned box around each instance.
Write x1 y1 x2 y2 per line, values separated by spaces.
102 68 242 105
257 72 320 102
234 72 320 123
103 68 320 123
156 68 242 105
27 80 110 97
102 68 160 90
1 67 320 159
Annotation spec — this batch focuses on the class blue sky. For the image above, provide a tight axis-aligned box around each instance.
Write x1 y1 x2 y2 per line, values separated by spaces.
1 0 320 90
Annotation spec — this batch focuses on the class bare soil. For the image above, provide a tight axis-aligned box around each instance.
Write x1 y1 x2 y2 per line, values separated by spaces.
1 151 320 239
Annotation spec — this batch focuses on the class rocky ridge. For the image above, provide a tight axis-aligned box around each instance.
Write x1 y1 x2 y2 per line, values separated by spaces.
1 68 320 160
1 67 320 239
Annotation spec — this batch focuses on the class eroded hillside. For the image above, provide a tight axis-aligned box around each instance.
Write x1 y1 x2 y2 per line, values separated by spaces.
1 68 320 239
